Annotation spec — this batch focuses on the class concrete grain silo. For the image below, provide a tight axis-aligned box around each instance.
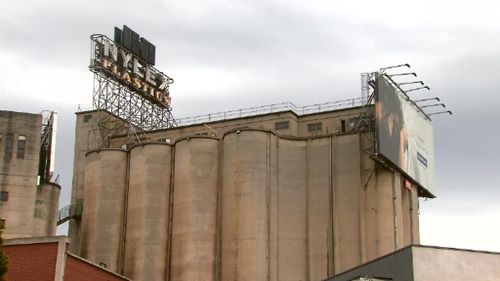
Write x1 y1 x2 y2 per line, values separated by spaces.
277 137 309 280
70 103 423 281
80 149 128 272
305 137 333 280
170 137 219 281
220 130 276 281
33 182 60 237
124 143 172 281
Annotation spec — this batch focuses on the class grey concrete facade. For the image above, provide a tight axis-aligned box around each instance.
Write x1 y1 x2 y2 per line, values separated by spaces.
70 104 423 281
326 245 500 281
0 110 60 238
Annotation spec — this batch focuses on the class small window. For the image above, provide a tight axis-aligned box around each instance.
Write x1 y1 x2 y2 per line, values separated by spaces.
340 120 346 132
0 191 8 202
17 136 26 159
307 122 322 132
275 121 289 130
83 114 92 123
160 138 171 144
4 134 13 159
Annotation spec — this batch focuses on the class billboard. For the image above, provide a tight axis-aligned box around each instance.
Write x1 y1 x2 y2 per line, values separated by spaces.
375 74 436 196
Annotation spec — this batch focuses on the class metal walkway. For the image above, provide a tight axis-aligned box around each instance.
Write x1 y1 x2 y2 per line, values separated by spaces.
175 97 365 126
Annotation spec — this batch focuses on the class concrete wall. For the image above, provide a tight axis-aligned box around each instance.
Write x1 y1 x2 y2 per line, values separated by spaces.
413 247 500 281
77 127 419 281
70 110 127 255
327 245 500 281
0 111 41 239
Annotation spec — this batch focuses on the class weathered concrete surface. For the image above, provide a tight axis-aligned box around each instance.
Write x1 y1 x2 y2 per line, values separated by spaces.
277 138 308 280
306 137 333 280
75 129 421 281
80 149 127 272
33 182 60 236
0 111 41 239
221 131 270 281
170 138 218 281
333 133 362 273
327 245 500 281
124 143 172 281
413 247 500 281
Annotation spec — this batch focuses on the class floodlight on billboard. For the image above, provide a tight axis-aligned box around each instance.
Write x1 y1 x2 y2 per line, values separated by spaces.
375 74 436 196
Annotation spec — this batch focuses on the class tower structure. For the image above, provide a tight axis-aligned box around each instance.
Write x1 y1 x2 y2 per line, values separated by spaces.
89 26 176 148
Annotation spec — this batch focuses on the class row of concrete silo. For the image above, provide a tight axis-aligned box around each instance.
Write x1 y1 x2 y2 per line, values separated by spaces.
79 129 419 281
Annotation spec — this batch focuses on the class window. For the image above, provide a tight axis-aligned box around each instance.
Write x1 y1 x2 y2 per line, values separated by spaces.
0 191 8 202
83 114 92 123
307 122 322 132
4 134 13 159
0 134 2 154
17 136 26 159
275 121 289 130
340 119 346 132
159 138 171 144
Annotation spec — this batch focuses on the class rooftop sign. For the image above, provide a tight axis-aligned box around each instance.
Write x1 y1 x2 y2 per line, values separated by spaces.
89 26 173 108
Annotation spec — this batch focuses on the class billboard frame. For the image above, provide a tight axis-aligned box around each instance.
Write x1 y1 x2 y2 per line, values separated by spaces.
374 73 435 198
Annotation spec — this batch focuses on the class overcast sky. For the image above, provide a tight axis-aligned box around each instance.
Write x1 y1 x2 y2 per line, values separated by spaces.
1 0 499 252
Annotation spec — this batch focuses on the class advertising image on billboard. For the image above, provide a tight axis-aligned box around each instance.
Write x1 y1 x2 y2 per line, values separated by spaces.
375 74 436 196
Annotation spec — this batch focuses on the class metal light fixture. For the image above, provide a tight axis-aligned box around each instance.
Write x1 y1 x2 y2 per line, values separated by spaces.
398 81 424 86
428 110 452 116
421 103 446 109
405 86 430 93
388 72 417 78
415 97 440 103
380 63 411 73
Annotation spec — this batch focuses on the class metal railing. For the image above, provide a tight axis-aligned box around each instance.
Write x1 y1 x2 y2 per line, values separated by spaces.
176 97 365 126
57 204 82 225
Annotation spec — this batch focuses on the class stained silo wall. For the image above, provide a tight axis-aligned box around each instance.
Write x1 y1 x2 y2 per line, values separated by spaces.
306 137 333 280
124 143 172 281
410 186 420 244
373 166 396 256
276 138 308 281
332 134 362 273
32 182 60 237
170 138 219 281
359 132 378 263
80 149 127 272
401 184 412 246
220 130 270 281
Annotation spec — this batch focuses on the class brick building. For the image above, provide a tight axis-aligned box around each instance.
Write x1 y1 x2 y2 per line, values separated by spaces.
3 236 129 281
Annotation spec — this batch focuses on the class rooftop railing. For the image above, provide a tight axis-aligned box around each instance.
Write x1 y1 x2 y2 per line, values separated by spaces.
176 97 365 126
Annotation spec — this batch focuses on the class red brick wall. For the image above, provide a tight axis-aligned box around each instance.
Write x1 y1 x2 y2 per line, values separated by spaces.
64 255 128 281
3 242 58 281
